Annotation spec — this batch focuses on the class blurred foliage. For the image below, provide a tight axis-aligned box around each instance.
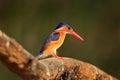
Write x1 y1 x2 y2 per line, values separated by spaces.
0 0 120 79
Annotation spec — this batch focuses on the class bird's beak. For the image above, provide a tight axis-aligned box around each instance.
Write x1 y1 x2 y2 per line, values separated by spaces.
70 30 84 41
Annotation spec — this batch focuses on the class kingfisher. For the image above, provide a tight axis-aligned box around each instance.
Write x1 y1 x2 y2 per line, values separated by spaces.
37 22 84 59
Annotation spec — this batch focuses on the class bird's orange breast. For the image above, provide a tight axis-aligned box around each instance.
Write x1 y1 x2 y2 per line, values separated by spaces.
43 31 66 54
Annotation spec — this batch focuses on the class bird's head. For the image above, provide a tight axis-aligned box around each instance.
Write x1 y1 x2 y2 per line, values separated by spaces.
55 22 84 41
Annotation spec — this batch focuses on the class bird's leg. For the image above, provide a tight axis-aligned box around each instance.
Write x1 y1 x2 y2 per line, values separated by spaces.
52 54 64 60
52 53 57 58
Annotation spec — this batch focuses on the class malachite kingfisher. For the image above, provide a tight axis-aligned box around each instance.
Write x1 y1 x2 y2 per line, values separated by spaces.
37 22 84 59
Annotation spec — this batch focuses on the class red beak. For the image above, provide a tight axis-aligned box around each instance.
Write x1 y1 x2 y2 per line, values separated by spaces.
70 30 84 41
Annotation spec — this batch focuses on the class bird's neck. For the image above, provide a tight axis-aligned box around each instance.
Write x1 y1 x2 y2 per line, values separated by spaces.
55 30 67 37
56 31 67 44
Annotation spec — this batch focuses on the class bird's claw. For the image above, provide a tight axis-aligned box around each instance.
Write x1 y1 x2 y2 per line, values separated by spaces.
52 54 64 60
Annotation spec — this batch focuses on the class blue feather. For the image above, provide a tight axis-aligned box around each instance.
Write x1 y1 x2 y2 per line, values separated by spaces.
37 32 60 56
37 51 43 56
56 22 71 29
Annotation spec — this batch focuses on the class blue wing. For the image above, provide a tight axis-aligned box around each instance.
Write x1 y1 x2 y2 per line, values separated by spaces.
38 32 60 56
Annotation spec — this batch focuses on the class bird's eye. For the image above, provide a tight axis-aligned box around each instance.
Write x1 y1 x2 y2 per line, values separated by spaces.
68 27 71 30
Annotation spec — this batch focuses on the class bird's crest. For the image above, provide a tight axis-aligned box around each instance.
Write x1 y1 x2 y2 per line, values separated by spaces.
55 22 71 29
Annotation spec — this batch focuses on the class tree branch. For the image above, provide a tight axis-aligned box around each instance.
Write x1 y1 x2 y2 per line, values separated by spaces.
0 30 118 80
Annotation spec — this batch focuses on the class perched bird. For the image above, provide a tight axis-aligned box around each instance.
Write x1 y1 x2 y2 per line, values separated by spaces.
37 22 84 59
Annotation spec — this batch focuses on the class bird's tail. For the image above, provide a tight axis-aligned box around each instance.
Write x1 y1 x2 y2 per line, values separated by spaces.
37 51 43 57
37 51 49 59
36 51 44 59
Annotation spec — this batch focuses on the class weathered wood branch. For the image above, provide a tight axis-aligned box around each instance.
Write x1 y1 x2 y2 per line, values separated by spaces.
0 30 118 80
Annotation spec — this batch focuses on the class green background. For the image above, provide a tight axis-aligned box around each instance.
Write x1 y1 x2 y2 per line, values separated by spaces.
0 0 120 79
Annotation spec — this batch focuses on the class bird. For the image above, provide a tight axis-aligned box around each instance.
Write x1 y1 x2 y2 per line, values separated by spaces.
37 22 84 59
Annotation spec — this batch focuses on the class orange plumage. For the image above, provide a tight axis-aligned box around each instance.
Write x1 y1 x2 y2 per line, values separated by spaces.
37 22 84 59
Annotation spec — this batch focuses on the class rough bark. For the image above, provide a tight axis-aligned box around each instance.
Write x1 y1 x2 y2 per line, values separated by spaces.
0 30 118 80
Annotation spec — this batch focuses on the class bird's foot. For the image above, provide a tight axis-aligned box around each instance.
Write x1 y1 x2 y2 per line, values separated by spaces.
52 54 64 60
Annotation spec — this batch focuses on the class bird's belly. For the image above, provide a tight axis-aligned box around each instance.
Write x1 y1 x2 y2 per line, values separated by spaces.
44 33 66 54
